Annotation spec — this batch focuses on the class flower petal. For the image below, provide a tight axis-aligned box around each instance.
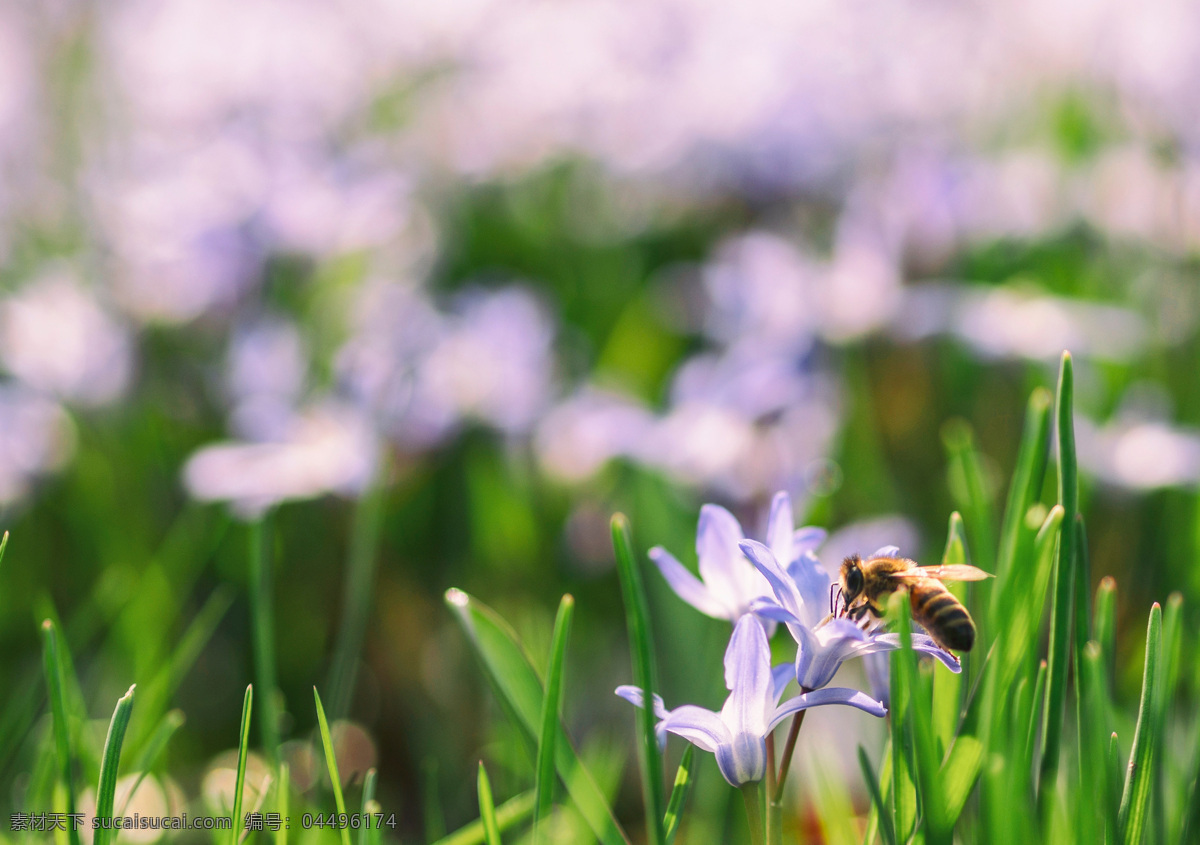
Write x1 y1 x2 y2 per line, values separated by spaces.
786 551 833 627
615 685 669 720
696 504 747 600
749 597 802 625
771 662 795 702
767 491 794 567
795 618 868 689
768 686 888 730
793 526 827 555
870 632 963 673
660 705 728 754
720 615 773 735
649 546 729 619
870 545 901 559
715 731 767 786
739 539 803 619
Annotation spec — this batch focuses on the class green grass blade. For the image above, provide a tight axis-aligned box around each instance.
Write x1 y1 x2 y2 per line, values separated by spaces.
40 619 80 845
889 649 917 844
995 388 1052 586
1025 660 1047 778
314 687 353 845
1073 514 1092 667
890 593 947 845
663 745 696 845
445 589 629 845
1158 593 1183 844
93 684 135 845
1094 577 1117 684
943 419 996 581
933 513 967 751
362 798 383 845
433 793 536 845
1107 733 1121 845
858 746 897 845
326 470 387 722
534 594 575 839
611 514 666 845
1078 642 1110 845
277 762 289 845
995 505 1064 701
1119 603 1163 845
478 762 503 845
120 709 185 817
250 516 281 767
940 736 983 827
1040 351 1078 791
359 767 377 845
231 684 253 845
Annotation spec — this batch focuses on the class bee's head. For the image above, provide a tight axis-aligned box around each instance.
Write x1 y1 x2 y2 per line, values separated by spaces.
839 555 865 603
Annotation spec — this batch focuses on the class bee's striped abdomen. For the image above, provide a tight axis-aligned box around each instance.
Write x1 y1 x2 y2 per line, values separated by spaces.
909 580 976 652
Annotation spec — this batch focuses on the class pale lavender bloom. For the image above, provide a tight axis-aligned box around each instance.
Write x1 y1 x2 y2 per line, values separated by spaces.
0 268 135 408
616 615 885 786
411 287 555 437
182 400 379 519
649 491 822 624
534 387 656 483
0 386 75 507
739 538 960 690
225 317 308 441
891 284 1147 365
1076 411 1200 491
337 284 554 448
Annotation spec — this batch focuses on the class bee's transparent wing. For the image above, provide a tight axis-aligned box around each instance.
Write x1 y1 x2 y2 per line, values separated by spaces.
892 564 992 582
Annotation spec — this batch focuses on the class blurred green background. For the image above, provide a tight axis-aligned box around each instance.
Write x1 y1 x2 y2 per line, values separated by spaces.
0 0 1198 841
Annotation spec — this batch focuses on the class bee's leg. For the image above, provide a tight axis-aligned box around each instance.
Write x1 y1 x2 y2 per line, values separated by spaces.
848 603 872 623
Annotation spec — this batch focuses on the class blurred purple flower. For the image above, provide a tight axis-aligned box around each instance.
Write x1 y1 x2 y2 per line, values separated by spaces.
739 538 959 690
616 615 885 786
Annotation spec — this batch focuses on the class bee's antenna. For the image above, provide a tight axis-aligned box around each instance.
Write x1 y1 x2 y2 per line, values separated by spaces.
829 582 836 615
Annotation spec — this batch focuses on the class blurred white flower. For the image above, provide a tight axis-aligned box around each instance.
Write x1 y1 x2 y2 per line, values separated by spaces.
1077 393 1200 491
0 386 75 507
183 401 379 518
893 284 1147 363
0 269 134 406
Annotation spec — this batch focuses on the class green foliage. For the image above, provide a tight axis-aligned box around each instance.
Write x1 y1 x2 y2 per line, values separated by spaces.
663 744 695 845
477 763 503 845
445 588 629 845
534 594 575 838
231 685 253 845
611 513 666 845
40 618 80 845
93 685 135 845
314 687 353 845
1118 605 1163 845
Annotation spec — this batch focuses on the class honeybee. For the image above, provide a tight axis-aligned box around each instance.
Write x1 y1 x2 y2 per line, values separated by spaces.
837 554 992 653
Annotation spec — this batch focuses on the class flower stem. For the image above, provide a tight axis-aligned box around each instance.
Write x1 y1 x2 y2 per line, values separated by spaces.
774 689 811 802
740 783 765 845
765 732 781 845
